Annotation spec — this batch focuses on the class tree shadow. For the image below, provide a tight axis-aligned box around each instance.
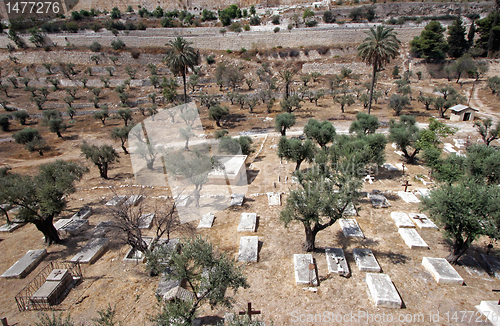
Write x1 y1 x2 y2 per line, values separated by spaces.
223 113 246 129
334 229 380 249
246 169 259 184
63 134 79 141
196 316 224 325
375 250 411 265
110 172 135 181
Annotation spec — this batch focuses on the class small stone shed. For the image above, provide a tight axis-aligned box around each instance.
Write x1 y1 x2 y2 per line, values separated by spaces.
449 104 478 122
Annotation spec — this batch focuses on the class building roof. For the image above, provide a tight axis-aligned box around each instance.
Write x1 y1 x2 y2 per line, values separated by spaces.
450 104 478 113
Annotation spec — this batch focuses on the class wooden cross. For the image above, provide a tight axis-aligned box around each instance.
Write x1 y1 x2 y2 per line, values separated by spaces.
413 214 427 222
239 302 261 320
401 180 412 192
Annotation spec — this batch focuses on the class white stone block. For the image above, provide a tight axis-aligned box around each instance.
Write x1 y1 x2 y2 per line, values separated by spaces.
398 228 429 249
422 257 464 285
366 273 402 309
197 213 215 229
390 212 415 228
237 213 257 232
238 236 258 263
339 218 364 238
408 213 438 229
294 254 318 286
353 249 381 272
325 248 350 277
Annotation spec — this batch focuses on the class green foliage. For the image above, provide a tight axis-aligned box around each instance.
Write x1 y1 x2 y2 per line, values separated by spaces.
447 18 468 58
110 7 121 19
272 15 280 25
277 137 316 171
450 54 478 82
303 8 314 19
475 13 500 55
214 129 228 139
349 112 380 135
90 41 102 52
111 39 125 50
47 119 67 138
249 15 260 26
0 115 10 131
117 108 133 126
349 6 375 22
111 125 132 154
218 136 253 156
208 105 229 128
303 119 336 148
389 115 420 163
474 118 500 146
92 304 118 326
35 312 74 326
410 21 449 61
388 94 410 116
14 127 46 155
80 141 119 179
280 94 303 113
487 76 500 93
164 37 198 103
13 110 29 125
323 10 336 23
275 113 296 136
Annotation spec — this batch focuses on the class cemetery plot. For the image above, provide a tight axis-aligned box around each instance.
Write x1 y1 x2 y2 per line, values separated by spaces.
325 248 350 277
231 193 245 206
71 206 92 220
238 236 259 263
70 238 109 264
0 221 26 232
476 301 500 326
422 257 464 285
156 271 181 298
366 273 402 309
368 193 390 208
105 196 127 207
397 191 421 203
294 254 318 286
124 195 144 207
197 213 215 229
390 212 415 228
175 195 190 207
237 213 257 232
1 249 47 279
138 213 155 229
353 249 381 272
339 219 364 238
30 269 74 306
59 219 89 236
408 213 438 229
481 254 500 279
267 193 281 206
123 237 154 263
398 228 429 249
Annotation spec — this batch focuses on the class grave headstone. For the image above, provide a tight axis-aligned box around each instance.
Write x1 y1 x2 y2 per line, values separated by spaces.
364 175 374 184
353 249 381 272
31 269 73 306
476 301 500 326
71 206 92 220
197 213 215 229
339 219 364 238
237 213 257 232
397 191 421 203
293 254 318 286
422 257 464 285
390 212 415 228
408 213 438 229
59 219 89 236
267 193 281 206
325 248 350 277
231 193 245 206
416 188 430 198
163 286 195 302
124 195 143 207
70 238 109 264
368 193 390 208
481 254 500 279
156 270 181 298
0 222 25 232
394 151 405 157
1 249 47 278
238 236 259 263
138 213 155 229
382 163 399 172
105 196 127 207
398 228 429 249
366 273 402 309
343 203 357 216
53 219 72 231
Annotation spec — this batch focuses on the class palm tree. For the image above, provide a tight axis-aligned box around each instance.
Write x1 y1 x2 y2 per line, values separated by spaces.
357 25 401 114
164 37 198 103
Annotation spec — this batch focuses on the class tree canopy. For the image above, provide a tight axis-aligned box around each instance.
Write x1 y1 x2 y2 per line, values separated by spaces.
410 21 449 61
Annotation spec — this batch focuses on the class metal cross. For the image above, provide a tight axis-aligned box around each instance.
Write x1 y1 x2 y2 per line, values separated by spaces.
239 302 261 320
401 180 412 192
413 214 427 222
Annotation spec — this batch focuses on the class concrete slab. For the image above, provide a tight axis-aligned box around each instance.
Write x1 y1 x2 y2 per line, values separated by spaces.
175 195 190 207
339 219 364 238
70 238 109 264
31 269 73 306
230 193 245 206
397 191 421 203
416 188 430 198
90 221 115 238
476 301 500 326
53 219 72 231
105 195 127 207
398 228 429 249
481 254 500 279
353 249 381 272
0 222 25 232
197 213 215 229
1 249 47 279
325 248 350 277
71 206 92 220
124 195 144 207
59 219 88 236
390 212 415 228
138 213 155 229
366 273 402 309
382 163 399 171
343 203 357 216
422 257 464 285
368 193 390 208
237 236 258 263
237 213 257 232
408 213 438 229
293 254 318 286
267 193 281 206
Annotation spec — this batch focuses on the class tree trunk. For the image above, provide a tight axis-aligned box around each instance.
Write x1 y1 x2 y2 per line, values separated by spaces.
216 119 221 127
281 128 286 136
121 142 129 154
367 63 377 115
99 163 109 179
147 158 155 170
295 160 302 171
56 131 62 138
446 242 469 264
182 70 188 104
185 140 189 151
38 150 44 156
303 226 316 252
34 217 61 245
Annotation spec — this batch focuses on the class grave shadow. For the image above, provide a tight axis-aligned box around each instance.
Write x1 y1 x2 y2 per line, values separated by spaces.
375 250 411 265
223 113 246 129
252 156 265 163
258 240 263 262
334 229 380 249
196 316 224 325
110 172 135 181
246 169 260 184
63 134 79 141
255 215 260 232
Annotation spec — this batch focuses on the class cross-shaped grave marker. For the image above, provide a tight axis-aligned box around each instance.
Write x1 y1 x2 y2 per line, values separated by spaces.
52 270 63 277
413 214 427 222
401 180 412 192
239 302 261 320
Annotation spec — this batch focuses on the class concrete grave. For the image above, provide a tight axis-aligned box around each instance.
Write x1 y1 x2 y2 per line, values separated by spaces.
397 191 421 203
230 193 245 206
59 219 88 236
325 248 350 277
53 219 72 231
0 222 25 232
481 254 500 279
156 270 181 298
123 237 153 263
458 255 488 277
237 213 257 232
368 193 390 208
237 236 259 263
339 219 364 238
267 193 281 206
416 188 430 198
390 212 415 228
366 273 402 309
70 238 109 264
197 213 215 229
293 254 318 286
353 249 381 272
398 228 429 249
476 301 500 326
163 286 195 302
138 213 155 229
31 269 74 306
71 206 92 220
90 221 115 238
124 195 143 207
343 203 357 216
382 163 399 172
408 213 438 229
105 195 127 207
422 257 464 285
1 249 47 279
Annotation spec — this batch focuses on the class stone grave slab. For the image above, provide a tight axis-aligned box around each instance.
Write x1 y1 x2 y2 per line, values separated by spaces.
353 249 381 272
53 219 72 231
237 236 258 263
197 213 215 229
481 254 500 279
408 213 438 229
476 301 500 326
105 195 127 207
366 273 402 309
398 228 429 249
0 222 25 232
343 203 357 216
382 163 399 171
31 269 73 306
267 193 281 206
1 249 47 279
59 219 88 236
123 237 153 263
368 193 390 208
90 221 115 238
293 254 318 286
156 270 181 298
124 195 143 207
237 213 257 232
325 248 350 277
390 212 415 228
397 191 421 203
416 188 430 198
230 193 245 206
339 219 364 238
70 238 109 264
458 255 488 277
422 257 464 285
71 206 92 220
138 213 155 229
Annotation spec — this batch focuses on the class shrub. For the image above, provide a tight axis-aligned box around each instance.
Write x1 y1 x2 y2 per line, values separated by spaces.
111 39 125 50
305 20 318 27
243 24 250 31
279 50 288 58
289 49 300 57
316 46 329 55
272 15 280 25
137 21 146 30
89 41 102 52
229 22 242 33
323 10 336 23
65 22 79 33
249 15 261 25
206 55 216 64
110 7 121 19
274 26 280 33
130 50 140 59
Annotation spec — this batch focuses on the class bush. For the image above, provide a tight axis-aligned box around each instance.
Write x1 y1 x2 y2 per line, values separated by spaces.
249 15 260 26
161 17 173 27
65 22 79 33
0 115 10 131
71 11 82 21
274 26 280 33
316 46 329 55
323 10 336 23
229 22 242 33
110 7 121 19
278 50 288 58
206 55 216 64
131 50 140 59
272 15 280 25
305 20 318 27
111 39 125 50
290 49 300 57
137 21 146 30
125 22 137 30
243 24 250 31
89 41 102 52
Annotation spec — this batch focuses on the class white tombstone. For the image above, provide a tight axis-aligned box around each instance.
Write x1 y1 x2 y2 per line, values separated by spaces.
0 222 25 232
197 213 215 229
408 213 438 229
416 188 430 198
476 301 500 326
398 228 429 249
382 163 399 171
230 193 245 206
293 254 318 286
353 249 381 272
339 219 364 238
366 273 402 309
267 193 281 206
368 193 390 208
237 213 257 232
53 219 72 231
124 195 143 207
105 196 127 207
1 249 47 279
59 219 89 236
397 191 421 203
325 248 350 277
138 213 155 229
70 238 109 264
390 212 415 228
422 257 464 285
237 236 258 263
71 206 92 220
